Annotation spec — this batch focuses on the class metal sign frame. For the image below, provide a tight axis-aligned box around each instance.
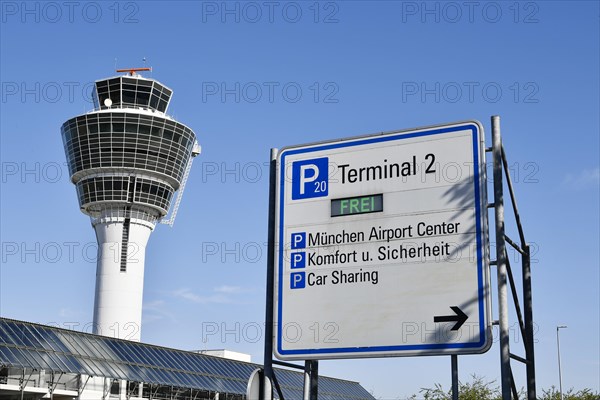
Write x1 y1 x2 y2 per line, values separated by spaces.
262 116 537 400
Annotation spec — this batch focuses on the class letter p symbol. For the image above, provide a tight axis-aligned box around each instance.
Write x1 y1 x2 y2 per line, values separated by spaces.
290 272 306 289
291 252 306 269
291 233 306 249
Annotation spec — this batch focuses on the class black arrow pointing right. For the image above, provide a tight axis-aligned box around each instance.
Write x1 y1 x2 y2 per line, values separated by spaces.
434 306 468 331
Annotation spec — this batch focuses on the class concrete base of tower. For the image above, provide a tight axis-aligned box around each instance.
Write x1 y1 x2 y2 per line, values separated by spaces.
92 216 155 342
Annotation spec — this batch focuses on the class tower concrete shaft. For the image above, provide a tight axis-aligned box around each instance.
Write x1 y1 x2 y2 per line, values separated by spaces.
61 73 199 341
92 214 153 341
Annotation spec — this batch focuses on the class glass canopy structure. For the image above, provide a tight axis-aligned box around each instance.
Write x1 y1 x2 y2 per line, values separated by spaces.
0 318 375 400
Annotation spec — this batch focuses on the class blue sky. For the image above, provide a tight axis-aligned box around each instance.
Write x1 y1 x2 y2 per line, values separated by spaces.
1 1 598 398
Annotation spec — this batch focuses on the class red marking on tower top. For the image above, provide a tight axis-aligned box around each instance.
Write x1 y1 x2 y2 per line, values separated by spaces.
116 67 152 76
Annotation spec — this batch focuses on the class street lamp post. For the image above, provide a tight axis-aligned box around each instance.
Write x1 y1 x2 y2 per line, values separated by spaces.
556 325 567 400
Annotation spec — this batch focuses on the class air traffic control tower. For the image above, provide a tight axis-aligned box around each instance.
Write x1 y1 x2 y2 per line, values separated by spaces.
61 69 200 341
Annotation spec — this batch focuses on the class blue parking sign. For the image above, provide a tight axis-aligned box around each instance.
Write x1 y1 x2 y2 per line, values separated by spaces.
290 252 306 269
290 272 306 289
290 232 306 249
291 158 328 200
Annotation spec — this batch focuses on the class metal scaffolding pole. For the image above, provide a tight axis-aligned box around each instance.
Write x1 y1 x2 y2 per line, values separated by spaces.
524 243 537 400
492 115 512 399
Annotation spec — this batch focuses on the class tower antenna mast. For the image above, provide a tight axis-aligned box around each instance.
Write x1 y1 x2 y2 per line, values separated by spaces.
116 67 152 76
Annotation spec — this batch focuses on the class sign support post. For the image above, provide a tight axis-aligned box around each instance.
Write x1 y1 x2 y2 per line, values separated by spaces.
492 116 511 399
524 243 536 400
451 355 458 400
488 115 537 400
262 148 278 400
310 361 318 400
303 362 310 400
302 360 319 400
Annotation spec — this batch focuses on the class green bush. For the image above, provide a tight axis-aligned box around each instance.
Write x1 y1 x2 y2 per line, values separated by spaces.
539 386 600 400
401 376 599 400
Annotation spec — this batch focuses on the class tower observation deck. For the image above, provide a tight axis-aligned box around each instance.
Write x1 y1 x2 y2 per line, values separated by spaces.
61 70 200 341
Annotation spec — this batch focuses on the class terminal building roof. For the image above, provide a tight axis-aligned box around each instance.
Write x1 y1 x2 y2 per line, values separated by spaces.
0 317 374 400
